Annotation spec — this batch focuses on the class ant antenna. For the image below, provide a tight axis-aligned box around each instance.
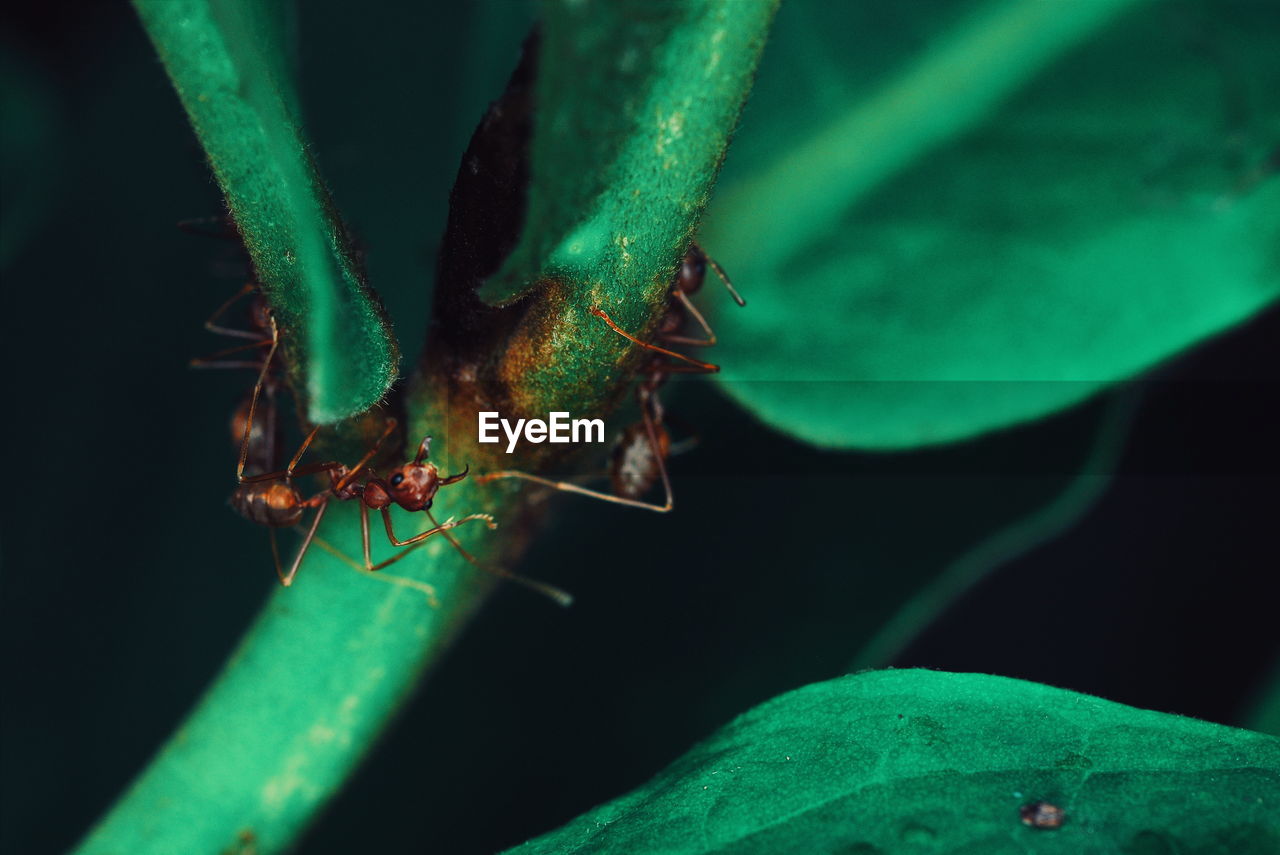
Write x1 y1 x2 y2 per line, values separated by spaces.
692 243 745 307
707 255 746 307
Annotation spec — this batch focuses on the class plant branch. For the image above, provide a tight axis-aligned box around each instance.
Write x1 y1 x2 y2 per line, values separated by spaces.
74 3 776 852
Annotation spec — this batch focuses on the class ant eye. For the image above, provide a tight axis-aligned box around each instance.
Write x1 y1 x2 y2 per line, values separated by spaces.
390 473 404 487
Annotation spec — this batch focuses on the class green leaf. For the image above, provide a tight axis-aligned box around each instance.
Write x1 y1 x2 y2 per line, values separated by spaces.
702 0 1280 449
509 670 1280 854
133 0 398 423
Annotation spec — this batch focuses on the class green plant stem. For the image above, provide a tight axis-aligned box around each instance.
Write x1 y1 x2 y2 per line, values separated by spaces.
850 388 1140 670
134 0 398 423
74 481 507 854
76 2 776 851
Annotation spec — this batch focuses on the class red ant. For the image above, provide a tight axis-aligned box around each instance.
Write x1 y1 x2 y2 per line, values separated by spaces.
476 243 743 511
223 314 495 586
195 290 572 603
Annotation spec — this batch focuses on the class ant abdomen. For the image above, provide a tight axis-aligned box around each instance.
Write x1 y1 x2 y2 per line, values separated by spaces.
231 482 305 528
610 422 672 500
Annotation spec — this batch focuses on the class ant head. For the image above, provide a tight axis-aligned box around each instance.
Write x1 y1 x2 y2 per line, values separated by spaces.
675 245 707 295
380 461 441 512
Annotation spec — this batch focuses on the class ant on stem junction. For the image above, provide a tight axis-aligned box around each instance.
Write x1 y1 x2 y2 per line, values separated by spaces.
224 318 495 587
192 286 571 604
476 243 743 512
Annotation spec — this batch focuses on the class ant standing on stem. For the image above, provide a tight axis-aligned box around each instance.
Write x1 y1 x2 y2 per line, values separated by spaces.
476 242 744 511
218 309 496 587
191 282 572 604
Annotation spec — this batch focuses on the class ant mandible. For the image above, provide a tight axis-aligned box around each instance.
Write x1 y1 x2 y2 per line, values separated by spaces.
476 242 743 512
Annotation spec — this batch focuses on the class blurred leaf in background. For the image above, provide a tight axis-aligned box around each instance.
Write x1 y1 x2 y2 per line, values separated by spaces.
704 0 1280 449
0 44 63 269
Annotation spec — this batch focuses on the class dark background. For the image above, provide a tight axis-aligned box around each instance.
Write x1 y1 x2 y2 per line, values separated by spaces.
2 3 1277 854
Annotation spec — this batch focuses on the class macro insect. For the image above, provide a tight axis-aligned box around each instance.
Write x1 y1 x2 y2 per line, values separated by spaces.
476 242 743 511
192 285 569 603
223 318 495 586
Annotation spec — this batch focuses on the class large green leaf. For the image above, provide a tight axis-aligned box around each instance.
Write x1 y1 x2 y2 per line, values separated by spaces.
702 0 1280 449
134 0 398 423
509 670 1280 854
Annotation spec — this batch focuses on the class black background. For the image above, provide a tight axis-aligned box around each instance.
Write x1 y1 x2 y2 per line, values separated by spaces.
2 3 1277 853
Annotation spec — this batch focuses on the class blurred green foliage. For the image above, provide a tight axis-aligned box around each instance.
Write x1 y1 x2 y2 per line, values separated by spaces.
704 0 1280 448
511 670 1280 854
0 45 62 270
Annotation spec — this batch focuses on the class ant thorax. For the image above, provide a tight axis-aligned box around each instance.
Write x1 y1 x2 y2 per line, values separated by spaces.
327 465 362 501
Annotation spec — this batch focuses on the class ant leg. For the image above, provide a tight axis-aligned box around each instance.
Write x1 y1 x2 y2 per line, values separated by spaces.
479 380 673 512
380 507 496 547
189 339 274 368
278 498 329 587
331 418 399 494
659 290 717 348
236 318 279 482
268 529 284 584
589 307 719 373
189 360 267 370
475 469 673 513
238 426 345 485
239 459 346 485
692 242 746 306
659 361 721 376
203 282 264 339
312 534 441 607
637 390 675 513
362 509 572 607
360 502 375 569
